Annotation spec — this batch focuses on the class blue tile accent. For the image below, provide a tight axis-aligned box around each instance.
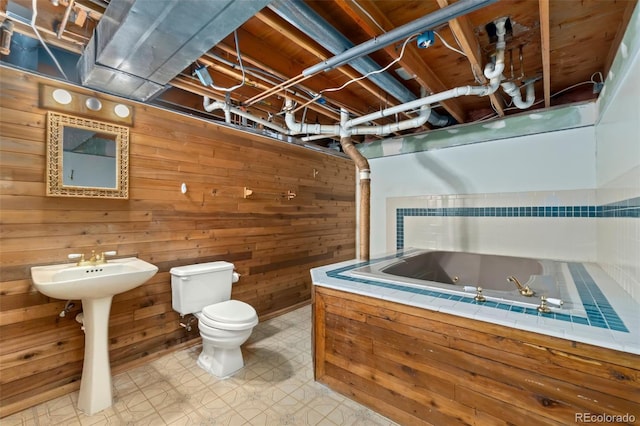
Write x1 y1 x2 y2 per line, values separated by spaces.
324 255 629 333
396 196 640 250
567 263 629 332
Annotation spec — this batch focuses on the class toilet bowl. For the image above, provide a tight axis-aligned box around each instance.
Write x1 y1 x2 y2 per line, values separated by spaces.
169 261 259 378
194 300 258 377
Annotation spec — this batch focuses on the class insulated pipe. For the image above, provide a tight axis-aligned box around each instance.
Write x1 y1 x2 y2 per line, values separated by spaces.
270 0 416 104
301 0 498 76
501 80 536 109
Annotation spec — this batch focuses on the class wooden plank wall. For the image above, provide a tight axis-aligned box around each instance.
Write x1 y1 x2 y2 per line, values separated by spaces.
314 286 640 426
0 67 356 417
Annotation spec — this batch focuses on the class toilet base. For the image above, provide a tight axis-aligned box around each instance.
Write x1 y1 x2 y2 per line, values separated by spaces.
197 346 244 378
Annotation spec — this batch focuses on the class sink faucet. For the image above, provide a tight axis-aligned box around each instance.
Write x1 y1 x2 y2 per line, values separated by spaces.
69 250 117 266
507 275 534 297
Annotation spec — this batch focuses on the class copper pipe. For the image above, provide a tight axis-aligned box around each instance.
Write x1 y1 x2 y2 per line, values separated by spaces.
340 136 370 260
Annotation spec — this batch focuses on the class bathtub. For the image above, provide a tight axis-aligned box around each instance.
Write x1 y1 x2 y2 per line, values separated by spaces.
312 248 638 354
350 249 580 313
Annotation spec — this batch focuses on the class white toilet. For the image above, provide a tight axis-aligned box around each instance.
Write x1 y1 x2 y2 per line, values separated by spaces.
170 261 258 377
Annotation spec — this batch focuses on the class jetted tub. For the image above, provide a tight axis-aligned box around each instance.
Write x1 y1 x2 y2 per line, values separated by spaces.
351 250 582 313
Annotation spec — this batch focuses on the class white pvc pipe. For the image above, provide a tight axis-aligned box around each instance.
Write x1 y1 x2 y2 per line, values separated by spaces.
346 84 492 129
483 17 507 80
204 96 292 134
284 107 341 135
350 105 432 135
284 100 432 137
501 81 536 109
206 23 509 141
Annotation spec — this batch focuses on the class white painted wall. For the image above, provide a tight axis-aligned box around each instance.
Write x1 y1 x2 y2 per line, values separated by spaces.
594 12 640 301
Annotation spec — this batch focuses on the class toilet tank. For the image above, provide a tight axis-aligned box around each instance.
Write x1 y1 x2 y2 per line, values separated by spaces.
170 261 235 315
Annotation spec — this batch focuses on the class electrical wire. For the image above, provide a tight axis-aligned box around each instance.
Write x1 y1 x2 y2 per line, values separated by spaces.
433 31 466 57
498 72 605 114
31 0 68 79
208 30 246 92
288 33 418 115
352 0 386 33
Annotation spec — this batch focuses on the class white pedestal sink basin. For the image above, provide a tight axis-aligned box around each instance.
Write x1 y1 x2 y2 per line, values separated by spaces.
31 257 158 415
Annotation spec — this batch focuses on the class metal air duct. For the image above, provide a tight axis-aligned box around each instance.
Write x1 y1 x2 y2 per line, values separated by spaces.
78 0 272 101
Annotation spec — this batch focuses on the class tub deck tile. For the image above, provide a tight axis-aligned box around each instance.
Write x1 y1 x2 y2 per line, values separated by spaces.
312 252 640 354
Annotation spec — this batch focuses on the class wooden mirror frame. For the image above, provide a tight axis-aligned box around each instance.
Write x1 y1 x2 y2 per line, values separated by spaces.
46 112 129 199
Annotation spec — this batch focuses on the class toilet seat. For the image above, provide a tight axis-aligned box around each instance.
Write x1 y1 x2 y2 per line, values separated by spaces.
200 300 258 331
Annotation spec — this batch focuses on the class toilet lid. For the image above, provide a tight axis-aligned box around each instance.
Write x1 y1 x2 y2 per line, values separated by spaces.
202 300 257 326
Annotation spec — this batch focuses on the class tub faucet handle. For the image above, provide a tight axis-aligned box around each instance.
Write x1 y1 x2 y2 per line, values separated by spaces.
546 297 564 307
474 287 486 303
537 296 552 313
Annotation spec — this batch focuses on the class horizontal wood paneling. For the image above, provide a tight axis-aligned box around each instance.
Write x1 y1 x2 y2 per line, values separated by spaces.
314 286 640 426
0 66 356 417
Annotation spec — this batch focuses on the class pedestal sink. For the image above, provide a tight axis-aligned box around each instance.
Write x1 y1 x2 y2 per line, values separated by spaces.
31 257 158 415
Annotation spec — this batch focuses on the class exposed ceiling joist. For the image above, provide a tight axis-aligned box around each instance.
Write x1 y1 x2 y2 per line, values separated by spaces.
539 0 551 108
1 0 634 148
335 0 466 124
435 0 504 116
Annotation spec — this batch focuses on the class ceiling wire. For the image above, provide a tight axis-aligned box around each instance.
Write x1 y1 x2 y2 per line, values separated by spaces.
207 30 246 92
433 31 466 56
477 71 606 119
288 32 418 115
30 0 68 79
352 0 386 33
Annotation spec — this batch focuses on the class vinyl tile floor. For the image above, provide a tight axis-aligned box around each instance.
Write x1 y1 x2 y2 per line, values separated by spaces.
4 305 398 425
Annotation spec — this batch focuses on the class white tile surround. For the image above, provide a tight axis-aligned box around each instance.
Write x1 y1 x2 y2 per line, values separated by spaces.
386 189 599 262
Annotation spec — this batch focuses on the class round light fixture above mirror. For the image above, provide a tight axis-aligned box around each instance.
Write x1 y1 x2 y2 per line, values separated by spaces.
52 89 72 105
85 97 102 111
114 104 131 118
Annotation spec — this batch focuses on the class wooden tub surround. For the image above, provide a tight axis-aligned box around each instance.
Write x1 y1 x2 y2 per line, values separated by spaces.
313 287 640 425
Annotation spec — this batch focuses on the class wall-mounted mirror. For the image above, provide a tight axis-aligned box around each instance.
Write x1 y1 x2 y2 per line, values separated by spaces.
46 112 129 198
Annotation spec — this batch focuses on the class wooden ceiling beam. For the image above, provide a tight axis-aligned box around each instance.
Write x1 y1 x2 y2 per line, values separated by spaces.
335 0 467 124
538 0 551 108
435 0 504 116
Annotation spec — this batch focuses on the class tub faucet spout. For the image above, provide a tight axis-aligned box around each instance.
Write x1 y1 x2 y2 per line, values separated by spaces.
507 275 534 297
